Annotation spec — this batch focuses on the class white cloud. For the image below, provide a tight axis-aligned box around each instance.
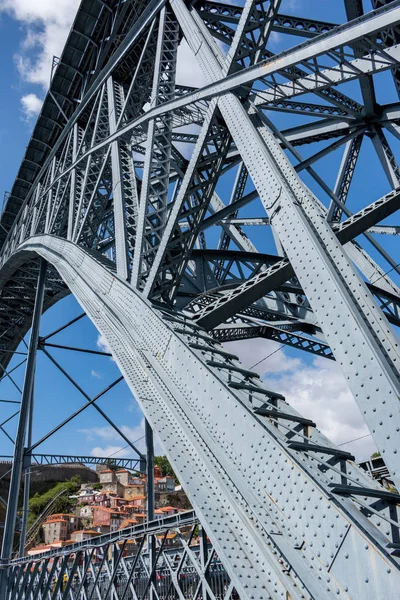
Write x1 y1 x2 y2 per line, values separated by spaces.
90 445 129 459
0 0 80 88
224 337 301 377
78 425 118 442
176 39 207 87
224 338 376 462
96 334 115 362
90 369 103 379
79 418 163 457
20 93 43 119
96 334 111 353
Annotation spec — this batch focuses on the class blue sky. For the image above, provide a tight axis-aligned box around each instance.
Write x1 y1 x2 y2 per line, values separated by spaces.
0 0 399 468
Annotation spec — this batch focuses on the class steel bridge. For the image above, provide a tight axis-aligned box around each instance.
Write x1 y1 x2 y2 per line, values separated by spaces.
1 0 400 597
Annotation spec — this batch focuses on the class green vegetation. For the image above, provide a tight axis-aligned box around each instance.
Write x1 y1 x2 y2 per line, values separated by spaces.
104 459 119 471
27 476 81 528
92 482 103 491
154 456 179 484
371 452 381 458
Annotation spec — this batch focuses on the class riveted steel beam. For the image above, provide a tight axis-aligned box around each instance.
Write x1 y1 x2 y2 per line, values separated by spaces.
173 0 400 491
5 235 399 600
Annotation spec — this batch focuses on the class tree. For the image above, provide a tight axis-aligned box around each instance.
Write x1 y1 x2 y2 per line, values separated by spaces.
154 456 179 484
104 459 118 471
70 475 81 486
371 452 381 459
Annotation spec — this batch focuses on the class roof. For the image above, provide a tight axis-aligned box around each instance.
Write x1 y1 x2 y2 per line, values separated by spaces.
43 519 68 524
29 545 51 552
72 529 98 535
125 483 144 488
94 506 127 515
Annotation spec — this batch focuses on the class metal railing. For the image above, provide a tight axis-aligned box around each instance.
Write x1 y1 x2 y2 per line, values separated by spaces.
3 511 240 599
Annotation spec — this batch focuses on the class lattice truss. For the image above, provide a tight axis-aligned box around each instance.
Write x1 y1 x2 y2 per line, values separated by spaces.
1 0 400 598
6 513 243 600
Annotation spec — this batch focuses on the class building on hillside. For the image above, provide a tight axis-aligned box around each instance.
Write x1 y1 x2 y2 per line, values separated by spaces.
128 495 146 511
118 517 138 530
43 518 68 544
42 514 79 545
92 524 111 535
97 470 126 496
77 491 95 505
155 476 175 493
27 544 52 556
48 514 79 531
130 476 144 486
123 483 145 500
71 530 99 543
115 469 130 486
133 513 146 524
109 496 128 510
123 502 140 516
159 506 179 517
50 540 72 549
79 505 95 520
99 469 115 484
103 481 124 496
92 492 110 507
93 507 128 532
96 463 113 474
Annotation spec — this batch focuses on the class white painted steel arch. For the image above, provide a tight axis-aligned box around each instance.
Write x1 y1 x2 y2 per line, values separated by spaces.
1 234 398 600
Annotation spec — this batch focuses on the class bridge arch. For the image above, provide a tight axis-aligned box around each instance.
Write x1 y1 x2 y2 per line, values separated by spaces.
1 234 399 599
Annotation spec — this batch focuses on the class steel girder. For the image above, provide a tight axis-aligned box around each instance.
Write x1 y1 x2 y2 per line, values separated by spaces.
0 0 400 598
0 454 142 471
6 512 237 600
171 0 400 491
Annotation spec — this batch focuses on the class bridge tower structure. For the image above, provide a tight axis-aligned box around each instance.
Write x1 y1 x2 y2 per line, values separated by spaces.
0 0 400 598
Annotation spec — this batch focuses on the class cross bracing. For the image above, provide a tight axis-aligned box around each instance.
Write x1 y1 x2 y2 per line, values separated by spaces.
0 0 400 598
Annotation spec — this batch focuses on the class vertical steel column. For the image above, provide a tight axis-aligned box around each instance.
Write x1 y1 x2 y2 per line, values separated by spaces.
145 419 154 521
145 419 155 600
18 384 34 557
0 260 46 591
200 526 209 600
